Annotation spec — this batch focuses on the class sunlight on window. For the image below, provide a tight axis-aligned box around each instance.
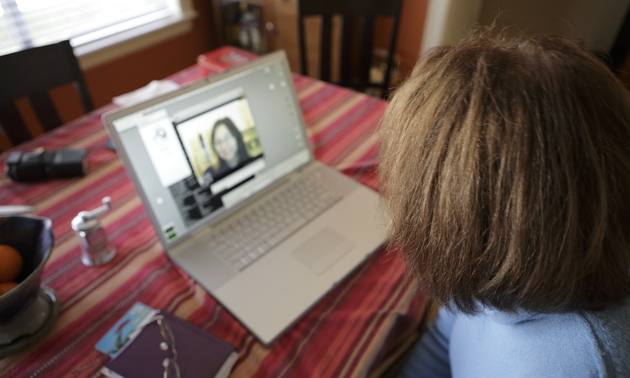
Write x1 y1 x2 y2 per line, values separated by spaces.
16 0 78 12
0 0 184 58
0 6 13 54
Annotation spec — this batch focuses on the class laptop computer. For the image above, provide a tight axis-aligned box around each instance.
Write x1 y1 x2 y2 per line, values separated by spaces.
102 50 386 345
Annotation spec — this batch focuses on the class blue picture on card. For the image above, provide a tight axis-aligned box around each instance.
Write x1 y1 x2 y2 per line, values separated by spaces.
95 302 155 356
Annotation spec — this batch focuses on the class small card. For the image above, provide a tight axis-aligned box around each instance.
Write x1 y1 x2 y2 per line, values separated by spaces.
95 302 156 356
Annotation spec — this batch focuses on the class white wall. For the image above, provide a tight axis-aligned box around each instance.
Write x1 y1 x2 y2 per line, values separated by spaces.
422 0 630 56
421 0 484 55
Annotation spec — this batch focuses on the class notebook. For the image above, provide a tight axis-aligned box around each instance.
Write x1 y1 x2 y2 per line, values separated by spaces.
101 310 238 378
102 50 386 345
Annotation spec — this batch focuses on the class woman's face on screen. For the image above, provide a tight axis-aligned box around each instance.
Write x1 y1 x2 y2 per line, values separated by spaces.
213 123 238 161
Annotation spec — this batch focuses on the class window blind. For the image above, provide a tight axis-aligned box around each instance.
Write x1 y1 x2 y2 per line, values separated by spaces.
0 0 173 56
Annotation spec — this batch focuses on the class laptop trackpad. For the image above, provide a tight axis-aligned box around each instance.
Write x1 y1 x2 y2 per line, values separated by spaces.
292 227 354 275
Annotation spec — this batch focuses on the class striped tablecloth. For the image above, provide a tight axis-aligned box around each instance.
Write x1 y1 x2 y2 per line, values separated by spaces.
0 53 427 378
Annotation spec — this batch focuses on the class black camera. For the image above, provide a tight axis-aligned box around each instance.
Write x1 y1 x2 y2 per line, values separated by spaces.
6 148 87 182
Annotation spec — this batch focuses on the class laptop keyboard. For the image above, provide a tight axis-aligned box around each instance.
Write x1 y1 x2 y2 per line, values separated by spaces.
205 175 343 271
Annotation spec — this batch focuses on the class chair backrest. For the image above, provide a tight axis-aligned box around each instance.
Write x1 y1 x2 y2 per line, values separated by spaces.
0 40 94 149
298 0 403 96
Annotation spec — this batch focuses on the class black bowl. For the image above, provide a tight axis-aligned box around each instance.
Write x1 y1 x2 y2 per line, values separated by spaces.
0 216 54 323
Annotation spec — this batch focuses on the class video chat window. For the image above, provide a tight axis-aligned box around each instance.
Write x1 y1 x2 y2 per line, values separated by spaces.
175 96 264 189
133 89 269 228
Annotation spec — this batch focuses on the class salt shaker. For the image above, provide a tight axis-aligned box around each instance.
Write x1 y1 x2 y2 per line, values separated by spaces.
72 197 116 266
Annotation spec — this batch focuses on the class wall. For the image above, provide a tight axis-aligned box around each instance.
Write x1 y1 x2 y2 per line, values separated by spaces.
479 0 630 54
421 0 483 55
422 0 630 56
397 0 429 75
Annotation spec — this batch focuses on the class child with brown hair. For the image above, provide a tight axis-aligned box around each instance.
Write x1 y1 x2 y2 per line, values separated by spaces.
379 30 630 377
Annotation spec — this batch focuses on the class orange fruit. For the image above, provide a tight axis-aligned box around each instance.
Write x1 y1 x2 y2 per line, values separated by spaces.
0 281 18 296
0 244 23 282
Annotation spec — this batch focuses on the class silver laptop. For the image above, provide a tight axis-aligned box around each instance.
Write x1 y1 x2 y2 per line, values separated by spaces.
102 51 386 345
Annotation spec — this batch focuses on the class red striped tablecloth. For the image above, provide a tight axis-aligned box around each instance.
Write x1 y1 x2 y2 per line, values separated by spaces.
0 53 427 378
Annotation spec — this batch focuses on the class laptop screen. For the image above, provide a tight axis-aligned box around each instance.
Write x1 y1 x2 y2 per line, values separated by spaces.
105 52 311 246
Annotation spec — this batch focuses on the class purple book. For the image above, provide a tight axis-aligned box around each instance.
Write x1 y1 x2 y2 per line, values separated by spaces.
101 310 238 378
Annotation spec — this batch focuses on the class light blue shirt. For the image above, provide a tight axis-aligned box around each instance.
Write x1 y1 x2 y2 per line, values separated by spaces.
398 298 630 377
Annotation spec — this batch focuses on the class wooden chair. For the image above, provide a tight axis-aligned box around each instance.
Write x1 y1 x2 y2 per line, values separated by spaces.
0 40 94 150
298 0 403 97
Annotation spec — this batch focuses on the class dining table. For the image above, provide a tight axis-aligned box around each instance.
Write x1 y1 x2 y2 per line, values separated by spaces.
0 47 428 378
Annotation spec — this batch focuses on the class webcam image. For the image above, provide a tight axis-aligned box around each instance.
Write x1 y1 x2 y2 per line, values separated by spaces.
176 96 264 187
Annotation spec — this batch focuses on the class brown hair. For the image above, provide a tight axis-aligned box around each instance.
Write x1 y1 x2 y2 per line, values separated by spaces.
379 30 630 314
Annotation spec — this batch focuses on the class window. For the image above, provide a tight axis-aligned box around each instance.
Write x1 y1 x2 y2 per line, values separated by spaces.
0 0 196 68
